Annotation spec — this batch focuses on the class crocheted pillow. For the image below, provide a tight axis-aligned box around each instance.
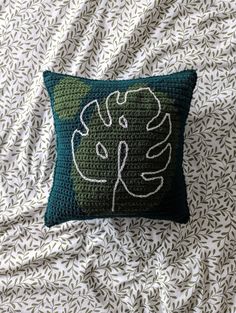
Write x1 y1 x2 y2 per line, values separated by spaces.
43 70 197 227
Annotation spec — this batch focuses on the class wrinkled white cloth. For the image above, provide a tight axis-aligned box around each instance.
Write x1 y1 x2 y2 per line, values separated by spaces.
0 1 235 312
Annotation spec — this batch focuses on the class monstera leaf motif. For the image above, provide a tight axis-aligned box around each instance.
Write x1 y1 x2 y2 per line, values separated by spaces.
71 87 173 214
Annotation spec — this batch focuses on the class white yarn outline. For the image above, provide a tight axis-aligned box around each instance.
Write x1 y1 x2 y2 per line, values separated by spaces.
96 142 108 159
119 115 128 128
71 129 107 183
71 87 172 212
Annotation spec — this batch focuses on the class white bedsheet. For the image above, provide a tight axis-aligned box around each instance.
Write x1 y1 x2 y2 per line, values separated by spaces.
0 0 236 312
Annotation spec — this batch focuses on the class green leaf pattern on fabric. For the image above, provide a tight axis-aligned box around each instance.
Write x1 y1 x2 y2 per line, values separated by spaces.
1 0 235 312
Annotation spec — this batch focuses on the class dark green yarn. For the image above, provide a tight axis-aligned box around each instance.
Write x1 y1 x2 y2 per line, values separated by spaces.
72 88 179 215
43 69 197 227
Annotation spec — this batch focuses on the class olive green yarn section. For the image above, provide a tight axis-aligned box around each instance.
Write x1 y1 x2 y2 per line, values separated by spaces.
53 77 91 120
129 83 175 109
71 88 180 215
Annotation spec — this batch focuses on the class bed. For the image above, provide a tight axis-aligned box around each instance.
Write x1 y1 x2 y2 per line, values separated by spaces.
0 0 236 312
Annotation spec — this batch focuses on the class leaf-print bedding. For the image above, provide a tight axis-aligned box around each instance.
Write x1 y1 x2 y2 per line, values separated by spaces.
0 0 235 312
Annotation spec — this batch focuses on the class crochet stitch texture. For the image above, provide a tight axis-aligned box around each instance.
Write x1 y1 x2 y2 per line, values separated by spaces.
43 70 197 227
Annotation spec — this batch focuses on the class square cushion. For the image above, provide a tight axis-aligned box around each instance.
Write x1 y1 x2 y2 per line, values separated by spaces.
43 70 197 227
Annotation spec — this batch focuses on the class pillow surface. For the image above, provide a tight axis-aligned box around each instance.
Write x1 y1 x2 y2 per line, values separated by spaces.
43 70 197 227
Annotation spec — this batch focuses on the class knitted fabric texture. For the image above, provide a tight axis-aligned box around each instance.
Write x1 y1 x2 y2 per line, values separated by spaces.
43 70 197 227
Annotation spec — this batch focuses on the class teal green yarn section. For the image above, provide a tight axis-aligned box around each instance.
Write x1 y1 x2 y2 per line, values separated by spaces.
43 70 197 227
